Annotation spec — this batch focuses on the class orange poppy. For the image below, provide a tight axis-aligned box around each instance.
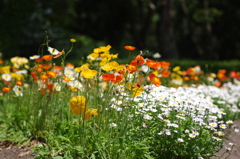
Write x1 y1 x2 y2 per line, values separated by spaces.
54 65 63 70
16 80 23 86
183 76 190 81
42 63 52 70
130 55 145 66
37 67 44 73
159 61 170 70
124 45 136 51
126 64 137 73
53 51 63 58
47 71 57 77
53 66 64 74
191 75 198 81
3 87 12 92
214 81 221 87
186 67 195 76
35 64 42 68
66 63 74 69
42 55 53 61
148 73 161 86
161 71 171 77
63 76 71 82
146 59 161 70
39 87 46 95
217 69 228 81
40 73 49 80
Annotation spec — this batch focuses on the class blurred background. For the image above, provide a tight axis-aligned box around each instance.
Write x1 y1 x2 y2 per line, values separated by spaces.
0 0 240 62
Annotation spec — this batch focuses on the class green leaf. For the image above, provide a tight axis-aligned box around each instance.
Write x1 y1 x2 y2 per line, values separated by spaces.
52 156 63 159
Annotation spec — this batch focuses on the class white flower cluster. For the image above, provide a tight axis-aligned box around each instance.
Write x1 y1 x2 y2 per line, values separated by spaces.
109 81 240 142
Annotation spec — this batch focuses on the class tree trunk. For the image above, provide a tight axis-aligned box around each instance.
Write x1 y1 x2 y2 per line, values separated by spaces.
158 0 179 59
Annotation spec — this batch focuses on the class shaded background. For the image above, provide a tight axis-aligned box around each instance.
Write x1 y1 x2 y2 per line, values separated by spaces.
0 0 240 61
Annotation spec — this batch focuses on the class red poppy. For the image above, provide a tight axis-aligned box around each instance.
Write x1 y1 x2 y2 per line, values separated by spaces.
31 72 37 77
230 71 238 79
102 74 114 81
35 58 42 63
102 74 123 83
124 45 136 51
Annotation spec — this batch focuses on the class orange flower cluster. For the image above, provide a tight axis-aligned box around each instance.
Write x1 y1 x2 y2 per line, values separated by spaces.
30 55 64 94
182 65 202 82
126 55 170 86
217 69 228 81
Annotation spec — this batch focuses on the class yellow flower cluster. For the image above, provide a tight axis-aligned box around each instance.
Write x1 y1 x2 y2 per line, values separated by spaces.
101 61 124 71
87 45 118 66
74 63 98 79
0 66 11 74
11 73 24 81
171 66 183 81
10 56 29 69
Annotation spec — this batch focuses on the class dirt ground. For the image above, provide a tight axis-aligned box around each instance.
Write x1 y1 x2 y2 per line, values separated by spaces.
1 120 240 159
212 119 240 159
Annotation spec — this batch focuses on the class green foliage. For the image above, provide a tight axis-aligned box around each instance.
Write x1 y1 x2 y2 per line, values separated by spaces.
168 59 240 73
1 0 240 60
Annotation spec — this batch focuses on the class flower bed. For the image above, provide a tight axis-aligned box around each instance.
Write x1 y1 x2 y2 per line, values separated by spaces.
0 38 240 158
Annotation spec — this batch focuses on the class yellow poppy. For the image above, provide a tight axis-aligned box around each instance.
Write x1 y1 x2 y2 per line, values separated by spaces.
82 109 98 120
81 69 98 79
70 96 88 115
101 61 119 71
70 39 76 43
